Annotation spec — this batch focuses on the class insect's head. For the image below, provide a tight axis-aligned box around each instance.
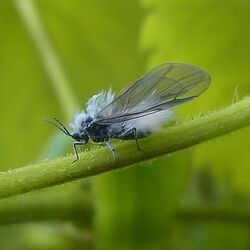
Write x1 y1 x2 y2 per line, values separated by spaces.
46 117 89 143
71 131 89 143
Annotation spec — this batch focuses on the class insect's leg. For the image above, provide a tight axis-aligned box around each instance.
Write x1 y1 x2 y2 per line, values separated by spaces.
121 126 145 152
72 141 85 163
132 127 145 152
104 139 116 160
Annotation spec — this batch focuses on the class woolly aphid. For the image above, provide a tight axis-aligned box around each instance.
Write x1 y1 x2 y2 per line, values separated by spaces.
48 63 211 162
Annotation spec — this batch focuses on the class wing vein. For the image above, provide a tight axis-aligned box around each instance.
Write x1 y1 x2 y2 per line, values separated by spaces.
95 63 211 124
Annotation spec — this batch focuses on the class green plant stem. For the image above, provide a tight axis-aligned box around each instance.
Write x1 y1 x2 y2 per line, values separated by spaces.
2 199 250 225
0 97 250 199
176 203 250 224
0 184 93 226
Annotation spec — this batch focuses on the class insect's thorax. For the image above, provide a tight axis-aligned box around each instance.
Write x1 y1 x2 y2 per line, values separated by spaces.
84 121 110 142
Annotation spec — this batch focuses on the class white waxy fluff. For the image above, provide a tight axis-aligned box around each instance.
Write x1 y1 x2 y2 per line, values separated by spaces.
70 89 114 132
71 88 173 133
123 110 173 133
86 88 114 117
70 112 86 131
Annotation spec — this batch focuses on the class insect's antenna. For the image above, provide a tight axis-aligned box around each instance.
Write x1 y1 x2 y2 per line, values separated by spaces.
44 118 71 137
52 117 72 136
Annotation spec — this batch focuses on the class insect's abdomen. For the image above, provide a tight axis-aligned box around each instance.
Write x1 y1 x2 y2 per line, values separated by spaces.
110 123 151 140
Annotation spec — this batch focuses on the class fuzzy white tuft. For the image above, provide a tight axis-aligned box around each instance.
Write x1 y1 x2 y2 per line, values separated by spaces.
70 88 172 134
70 88 114 132
123 110 173 133
86 88 114 117
70 112 86 131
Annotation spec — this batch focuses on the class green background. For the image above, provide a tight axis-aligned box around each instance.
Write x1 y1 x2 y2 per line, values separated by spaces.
0 0 250 249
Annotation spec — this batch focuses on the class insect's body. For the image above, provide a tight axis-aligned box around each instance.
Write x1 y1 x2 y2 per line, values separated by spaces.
48 63 211 162
111 126 151 140
78 115 151 142
85 121 110 142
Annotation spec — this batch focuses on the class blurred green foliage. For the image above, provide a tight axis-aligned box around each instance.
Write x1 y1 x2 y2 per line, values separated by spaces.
0 0 250 249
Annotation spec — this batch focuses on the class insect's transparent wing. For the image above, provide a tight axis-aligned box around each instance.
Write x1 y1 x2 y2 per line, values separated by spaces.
96 63 211 124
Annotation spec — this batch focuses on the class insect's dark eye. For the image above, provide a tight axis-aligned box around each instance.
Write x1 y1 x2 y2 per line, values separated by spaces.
71 132 81 141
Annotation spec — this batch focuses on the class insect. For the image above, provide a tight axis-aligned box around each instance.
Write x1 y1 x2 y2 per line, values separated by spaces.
48 63 211 162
